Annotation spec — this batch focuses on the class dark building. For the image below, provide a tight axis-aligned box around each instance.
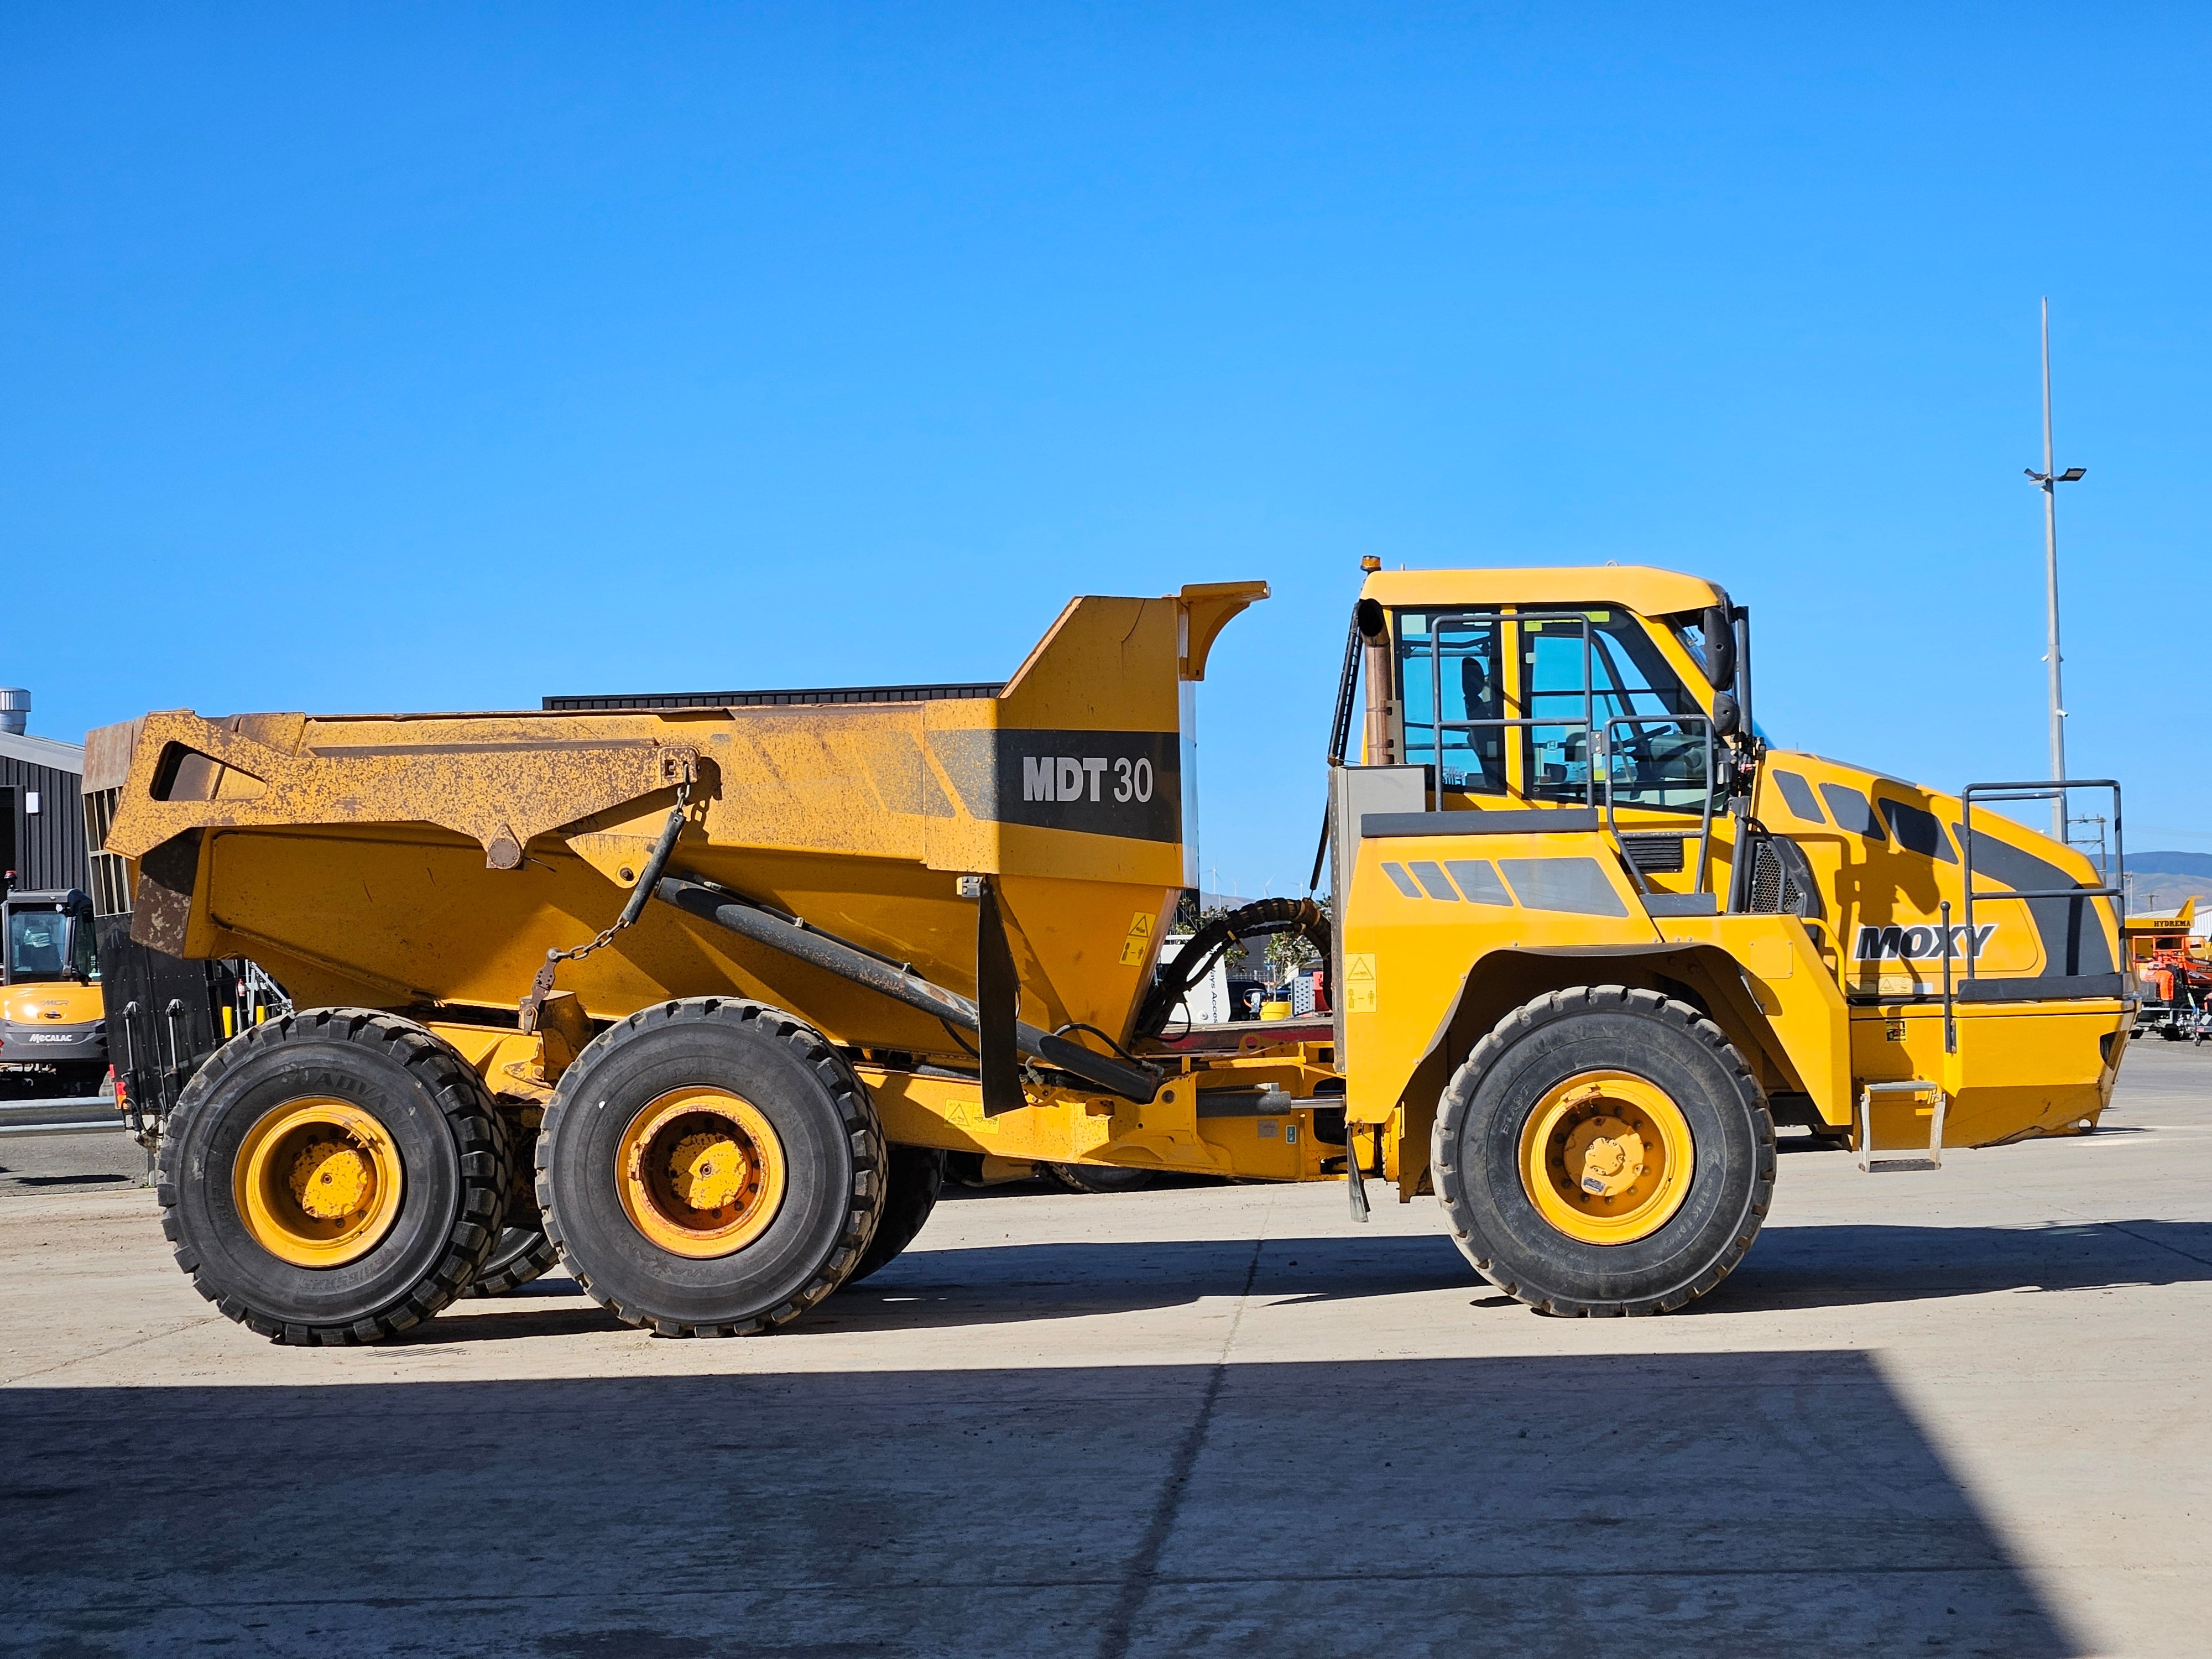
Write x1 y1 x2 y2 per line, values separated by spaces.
0 694 89 893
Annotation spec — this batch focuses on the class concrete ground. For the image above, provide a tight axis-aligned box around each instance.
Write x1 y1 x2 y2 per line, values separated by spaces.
3 1046 2208 1658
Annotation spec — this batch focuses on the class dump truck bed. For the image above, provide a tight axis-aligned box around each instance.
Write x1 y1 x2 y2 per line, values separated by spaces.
97 585 1266 1059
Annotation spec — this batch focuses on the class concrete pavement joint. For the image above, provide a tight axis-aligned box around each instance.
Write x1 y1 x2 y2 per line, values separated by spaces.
1094 1201 1269 1659
1 1313 217 1386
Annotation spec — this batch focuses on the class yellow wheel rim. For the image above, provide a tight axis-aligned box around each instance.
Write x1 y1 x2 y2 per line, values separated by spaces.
1518 1070 1694 1245
233 1098 404 1268
615 1087 787 1259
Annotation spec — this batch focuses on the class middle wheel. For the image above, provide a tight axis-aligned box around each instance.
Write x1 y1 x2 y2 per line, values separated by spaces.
537 998 885 1336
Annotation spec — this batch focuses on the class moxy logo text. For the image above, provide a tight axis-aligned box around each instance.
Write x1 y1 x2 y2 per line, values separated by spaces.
1021 755 1156 805
1853 922 1997 962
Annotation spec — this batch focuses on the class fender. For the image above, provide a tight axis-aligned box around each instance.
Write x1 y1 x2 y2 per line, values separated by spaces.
1385 936 1844 1202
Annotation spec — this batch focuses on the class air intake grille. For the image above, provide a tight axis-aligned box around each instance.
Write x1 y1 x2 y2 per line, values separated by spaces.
1743 835 1816 917
1621 834 1687 874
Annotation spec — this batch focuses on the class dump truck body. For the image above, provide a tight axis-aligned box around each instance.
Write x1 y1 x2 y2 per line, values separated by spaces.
93 564 2130 1340
102 586 1260 1051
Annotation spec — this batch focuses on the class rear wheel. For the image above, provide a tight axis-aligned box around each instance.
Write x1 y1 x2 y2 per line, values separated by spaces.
466 1227 559 1296
157 1009 511 1344
465 1108 559 1297
1433 985 1773 1317
840 1144 946 1287
538 998 883 1335
1040 1162 1156 1194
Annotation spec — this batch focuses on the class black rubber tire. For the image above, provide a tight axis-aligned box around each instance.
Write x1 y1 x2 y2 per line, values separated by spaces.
157 1008 512 1345
465 1225 560 1296
536 998 884 1337
464 1109 559 1297
1040 1161 1157 1194
1432 985 1774 1317
839 1144 947 1288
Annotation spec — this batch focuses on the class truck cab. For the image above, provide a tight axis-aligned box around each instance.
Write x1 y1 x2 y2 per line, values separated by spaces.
1333 565 2129 1305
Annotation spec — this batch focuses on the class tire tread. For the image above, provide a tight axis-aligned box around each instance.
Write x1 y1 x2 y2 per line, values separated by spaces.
534 998 883 1337
1431 984 1775 1318
156 1008 512 1347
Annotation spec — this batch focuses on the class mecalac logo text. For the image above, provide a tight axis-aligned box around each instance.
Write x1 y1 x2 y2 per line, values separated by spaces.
1853 923 1997 962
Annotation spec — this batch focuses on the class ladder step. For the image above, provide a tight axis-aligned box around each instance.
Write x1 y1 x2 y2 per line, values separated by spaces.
1856 1079 1948 1173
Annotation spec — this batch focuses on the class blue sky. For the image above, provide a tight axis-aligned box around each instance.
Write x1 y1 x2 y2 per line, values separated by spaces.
4 6 2206 891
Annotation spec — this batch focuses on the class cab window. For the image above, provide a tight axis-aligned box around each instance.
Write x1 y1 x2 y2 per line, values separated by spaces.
1396 612 1506 796
8 911 68 980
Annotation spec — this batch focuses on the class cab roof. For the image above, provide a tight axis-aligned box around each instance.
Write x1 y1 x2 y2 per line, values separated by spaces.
1360 565 1726 619
2 889 90 911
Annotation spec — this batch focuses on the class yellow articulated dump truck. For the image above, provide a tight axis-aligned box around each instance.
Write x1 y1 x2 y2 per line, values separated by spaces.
88 563 2130 1343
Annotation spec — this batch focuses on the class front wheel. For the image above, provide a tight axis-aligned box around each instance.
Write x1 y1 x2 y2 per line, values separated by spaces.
1433 985 1773 1317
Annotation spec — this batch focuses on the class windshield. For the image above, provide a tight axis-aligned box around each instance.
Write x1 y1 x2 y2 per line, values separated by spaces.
1661 611 1723 687
7 909 93 983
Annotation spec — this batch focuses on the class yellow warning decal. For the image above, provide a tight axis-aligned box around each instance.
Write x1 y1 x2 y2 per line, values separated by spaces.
1345 952 1377 1013
941 1097 1000 1136
1119 910 1156 967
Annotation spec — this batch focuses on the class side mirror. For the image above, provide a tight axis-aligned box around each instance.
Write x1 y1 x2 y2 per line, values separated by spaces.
1710 691 1741 738
1700 605 1736 690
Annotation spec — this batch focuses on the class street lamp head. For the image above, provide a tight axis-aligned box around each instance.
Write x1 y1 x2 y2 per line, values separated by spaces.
2059 467 2086 482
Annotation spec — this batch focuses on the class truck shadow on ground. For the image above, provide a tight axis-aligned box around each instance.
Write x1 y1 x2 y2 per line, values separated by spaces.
1705 1218 2212 1313
421 1217 2212 1343
0 1350 2081 1658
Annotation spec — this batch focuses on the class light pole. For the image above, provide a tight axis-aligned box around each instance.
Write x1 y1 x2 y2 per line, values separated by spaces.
2025 296 2086 840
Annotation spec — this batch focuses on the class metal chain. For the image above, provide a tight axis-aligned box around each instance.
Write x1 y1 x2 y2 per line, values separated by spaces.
555 777 691 968
518 777 691 1032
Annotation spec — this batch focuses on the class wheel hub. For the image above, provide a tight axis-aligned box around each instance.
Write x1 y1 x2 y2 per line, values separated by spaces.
1519 1072 1694 1245
617 1087 787 1259
290 1139 374 1220
233 1098 404 1268
665 1130 760 1217
1567 1119 1645 1198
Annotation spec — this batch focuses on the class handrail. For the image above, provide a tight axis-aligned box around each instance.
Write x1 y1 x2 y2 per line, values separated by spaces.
1940 898 1955 1054
1959 778 2125 990
1405 609 1597 808
1603 712 1717 896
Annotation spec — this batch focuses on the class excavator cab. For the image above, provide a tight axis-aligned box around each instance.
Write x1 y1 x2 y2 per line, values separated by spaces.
0 888 108 1096
3 889 98 988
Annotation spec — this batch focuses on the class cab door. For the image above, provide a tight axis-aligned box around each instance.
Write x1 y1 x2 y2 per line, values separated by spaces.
1509 608 1723 894
1393 609 1510 804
